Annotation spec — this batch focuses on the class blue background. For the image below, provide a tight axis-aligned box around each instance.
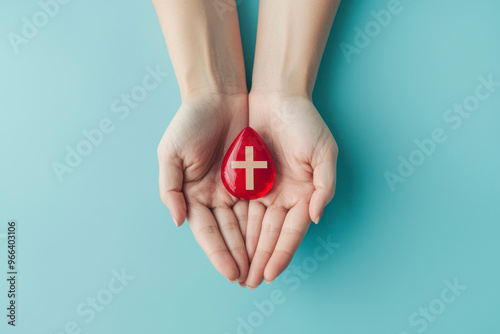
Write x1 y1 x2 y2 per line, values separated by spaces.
1 0 499 333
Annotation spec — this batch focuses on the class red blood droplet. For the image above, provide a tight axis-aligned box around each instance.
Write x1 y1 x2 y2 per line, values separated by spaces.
221 127 275 200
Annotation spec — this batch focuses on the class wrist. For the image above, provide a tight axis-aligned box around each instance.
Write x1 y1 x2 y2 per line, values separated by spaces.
248 90 313 122
177 66 247 102
250 62 316 99
249 87 312 104
180 90 248 117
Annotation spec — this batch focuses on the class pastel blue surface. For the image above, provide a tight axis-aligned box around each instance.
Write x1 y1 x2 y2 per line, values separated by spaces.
1 0 499 333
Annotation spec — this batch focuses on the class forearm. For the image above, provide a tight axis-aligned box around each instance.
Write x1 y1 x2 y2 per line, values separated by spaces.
251 0 340 98
152 0 247 100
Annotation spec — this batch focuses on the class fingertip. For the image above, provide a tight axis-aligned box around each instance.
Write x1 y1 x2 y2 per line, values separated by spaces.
210 251 239 282
246 266 264 289
164 192 186 227
263 271 279 285
236 257 249 285
309 191 328 225
263 255 289 284
171 214 180 227
168 207 184 227
245 270 264 290
173 216 186 227
221 264 239 283
245 263 264 289
213 251 239 282
173 211 186 227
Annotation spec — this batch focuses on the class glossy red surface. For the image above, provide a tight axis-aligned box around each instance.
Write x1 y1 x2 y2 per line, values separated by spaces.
221 127 275 200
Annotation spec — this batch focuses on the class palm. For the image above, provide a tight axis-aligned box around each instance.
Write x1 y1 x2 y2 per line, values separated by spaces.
166 98 239 207
158 94 250 283
245 94 338 288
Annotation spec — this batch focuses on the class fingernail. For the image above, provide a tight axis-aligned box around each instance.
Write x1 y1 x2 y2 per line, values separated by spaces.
171 214 179 227
314 215 321 224
239 282 247 288
265 279 273 284
228 279 237 284
248 285 257 290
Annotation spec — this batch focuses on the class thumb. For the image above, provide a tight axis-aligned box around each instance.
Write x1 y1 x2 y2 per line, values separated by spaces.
158 151 187 227
309 146 338 224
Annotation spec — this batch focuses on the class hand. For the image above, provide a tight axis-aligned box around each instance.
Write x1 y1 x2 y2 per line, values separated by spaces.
157 94 250 284
245 93 338 288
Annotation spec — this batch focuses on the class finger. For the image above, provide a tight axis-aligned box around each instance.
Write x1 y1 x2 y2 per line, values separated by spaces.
188 204 239 281
212 207 249 284
246 201 266 262
233 201 249 241
309 146 338 224
264 203 311 283
233 201 250 287
246 206 287 289
158 152 186 227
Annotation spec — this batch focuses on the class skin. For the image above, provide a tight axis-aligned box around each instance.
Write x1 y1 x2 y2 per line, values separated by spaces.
153 0 340 288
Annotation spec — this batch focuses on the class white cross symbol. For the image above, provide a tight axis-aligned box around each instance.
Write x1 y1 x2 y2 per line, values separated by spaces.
231 146 268 190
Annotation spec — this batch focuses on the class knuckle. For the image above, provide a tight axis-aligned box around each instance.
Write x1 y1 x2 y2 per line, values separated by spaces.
254 249 273 258
246 235 259 247
261 222 281 233
281 226 305 240
159 191 169 206
231 246 249 261
274 248 295 259
219 220 240 232
248 213 263 224
196 224 220 236
207 248 227 258
232 245 247 253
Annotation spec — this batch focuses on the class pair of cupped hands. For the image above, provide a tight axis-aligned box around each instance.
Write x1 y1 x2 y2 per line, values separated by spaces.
157 92 338 289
